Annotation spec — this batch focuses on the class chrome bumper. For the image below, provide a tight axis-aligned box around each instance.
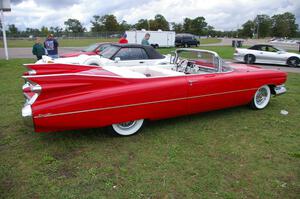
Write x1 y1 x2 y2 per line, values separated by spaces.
274 85 286 95
22 104 34 128
233 53 244 62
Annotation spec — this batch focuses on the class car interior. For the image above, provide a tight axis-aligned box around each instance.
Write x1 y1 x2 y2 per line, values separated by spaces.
102 51 231 78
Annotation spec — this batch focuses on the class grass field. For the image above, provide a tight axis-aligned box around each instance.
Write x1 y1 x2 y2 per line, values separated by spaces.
0 59 300 198
0 38 221 48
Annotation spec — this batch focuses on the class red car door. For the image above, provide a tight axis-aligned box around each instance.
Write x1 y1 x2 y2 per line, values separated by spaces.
186 72 256 114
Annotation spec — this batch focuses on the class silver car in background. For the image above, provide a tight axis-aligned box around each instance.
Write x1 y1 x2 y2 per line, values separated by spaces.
234 44 300 67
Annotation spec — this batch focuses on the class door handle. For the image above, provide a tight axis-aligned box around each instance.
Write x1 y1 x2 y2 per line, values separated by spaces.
139 61 145 64
188 80 198 86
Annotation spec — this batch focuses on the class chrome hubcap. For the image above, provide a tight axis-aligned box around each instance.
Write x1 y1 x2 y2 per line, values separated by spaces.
256 88 268 105
247 56 252 63
117 121 136 130
290 60 296 66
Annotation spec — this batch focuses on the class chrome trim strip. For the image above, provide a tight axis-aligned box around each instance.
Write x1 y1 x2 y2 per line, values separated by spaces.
34 88 257 119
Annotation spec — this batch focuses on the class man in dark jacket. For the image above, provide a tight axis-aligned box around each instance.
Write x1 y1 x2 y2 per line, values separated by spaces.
44 34 59 58
32 37 45 60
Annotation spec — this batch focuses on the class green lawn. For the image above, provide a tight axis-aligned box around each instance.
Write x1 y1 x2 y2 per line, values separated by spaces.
0 59 299 198
0 38 221 48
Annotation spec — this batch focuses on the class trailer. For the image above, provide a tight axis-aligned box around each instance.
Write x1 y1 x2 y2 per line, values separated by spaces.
125 30 175 48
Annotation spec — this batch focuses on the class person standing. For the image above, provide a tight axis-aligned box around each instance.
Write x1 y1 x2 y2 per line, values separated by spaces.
44 34 59 58
32 37 45 60
119 33 128 44
141 33 150 45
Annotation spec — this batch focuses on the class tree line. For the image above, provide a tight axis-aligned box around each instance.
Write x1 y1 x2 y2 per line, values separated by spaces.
238 12 298 38
2 12 299 38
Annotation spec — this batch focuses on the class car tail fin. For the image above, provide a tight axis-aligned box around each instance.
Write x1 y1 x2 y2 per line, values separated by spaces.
23 63 99 76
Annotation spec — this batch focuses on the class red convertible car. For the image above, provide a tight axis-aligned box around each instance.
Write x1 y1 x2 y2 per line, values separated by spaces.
60 43 112 58
22 49 287 136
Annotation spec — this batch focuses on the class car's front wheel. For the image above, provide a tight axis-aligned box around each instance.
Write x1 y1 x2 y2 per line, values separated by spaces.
244 54 256 64
250 85 271 110
111 119 144 136
287 57 300 67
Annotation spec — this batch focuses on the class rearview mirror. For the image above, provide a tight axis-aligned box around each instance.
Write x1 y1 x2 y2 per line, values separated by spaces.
114 57 121 63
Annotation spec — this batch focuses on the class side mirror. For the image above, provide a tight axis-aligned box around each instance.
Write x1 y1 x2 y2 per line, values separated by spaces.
95 49 100 54
114 57 121 63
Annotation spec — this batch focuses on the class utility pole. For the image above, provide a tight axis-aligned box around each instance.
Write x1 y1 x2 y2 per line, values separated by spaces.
1 9 9 60
0 0 11 60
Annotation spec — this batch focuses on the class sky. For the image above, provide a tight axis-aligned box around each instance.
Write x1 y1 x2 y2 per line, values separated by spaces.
5 0 300 31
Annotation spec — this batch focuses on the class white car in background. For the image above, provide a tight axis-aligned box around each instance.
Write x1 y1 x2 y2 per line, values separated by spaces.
37 44 171 67
234 44 300 67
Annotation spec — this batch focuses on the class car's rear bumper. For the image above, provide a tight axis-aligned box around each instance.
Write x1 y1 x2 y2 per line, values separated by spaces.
274 85 286 95
22 104 34 128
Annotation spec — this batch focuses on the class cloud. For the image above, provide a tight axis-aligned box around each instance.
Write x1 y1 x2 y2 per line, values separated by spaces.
4 0 300 31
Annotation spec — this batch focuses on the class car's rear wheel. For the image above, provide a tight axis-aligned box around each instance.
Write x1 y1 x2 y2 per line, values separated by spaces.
244 54 255 64
250 85 271 110
111 119 144 136
287 57 300 67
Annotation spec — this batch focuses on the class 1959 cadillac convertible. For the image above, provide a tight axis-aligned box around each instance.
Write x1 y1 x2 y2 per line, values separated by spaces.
22 49 287 136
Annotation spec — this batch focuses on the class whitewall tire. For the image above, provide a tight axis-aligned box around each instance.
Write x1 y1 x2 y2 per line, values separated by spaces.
111 119 144 136
250 85 271 110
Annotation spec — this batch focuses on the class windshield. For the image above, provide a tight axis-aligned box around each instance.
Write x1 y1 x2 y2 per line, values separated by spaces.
175 50 232 73
99 46 120 59
177 50 219 68
83 43 99 52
